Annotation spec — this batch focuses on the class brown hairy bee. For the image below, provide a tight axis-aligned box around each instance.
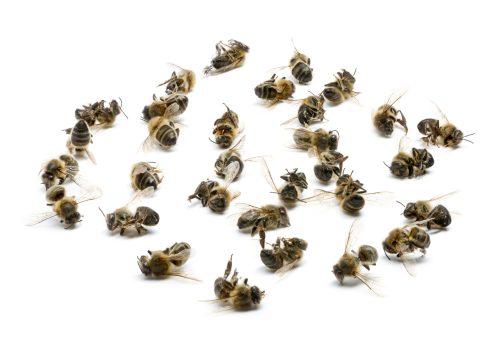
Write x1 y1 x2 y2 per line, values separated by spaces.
292 128 339 155
321 69 358 106
141 94 189 123
137 242 193 279
213 255 264 310
99 187 159 235
259 230 308 273
75 98 127 128
211 103 240 148
143 116 180 150
130 162 163 191
254 74 295 106
66 119 96 163
332 221 379 293
237 204 290 236
188 174 240 213
372 94 408 136
282 93 326 127
398 192 455 230
289 45 313 84
204 39 250 75
386 139 434 178
261 159 308 205
313 149 348 182
214 136 245 180
157 64 196 94
417 104 474 147
29 185 101 228
40 154 79 190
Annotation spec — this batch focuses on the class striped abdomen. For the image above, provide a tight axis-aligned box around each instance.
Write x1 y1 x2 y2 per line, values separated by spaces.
70 120 91 147
255 83 278 100
260 249 283 270
291 61 312 84
134 171 160 190
155 122 179 148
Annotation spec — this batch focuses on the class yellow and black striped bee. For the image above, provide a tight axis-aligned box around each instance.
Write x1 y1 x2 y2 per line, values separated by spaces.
141 94 189 122
211 104 240 148
289 45 313 84
398 192 455 230
66 119 96 163
237 204 290 236
40 154 79 190
157 64 196 94
321 69 357 106
204 39 250 75
138 242 193 279
373 94 408 136
255 74 295 106
387 139 434 178
130 162 163 191
259 230 308 273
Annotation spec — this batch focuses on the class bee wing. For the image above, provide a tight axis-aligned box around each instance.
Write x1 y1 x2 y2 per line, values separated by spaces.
125 187 155 209
402 218 434 229
400 254 418 277
354 272 384 296
85 149 97 164
163 102 180 119
280 116 298 126
344 219 361 253
167 271 201 282
303 189 336 203
131 162 150 177
27 211 58 226
228 135 246 152
76 186 103 204
258 158 279 193
364 191 394 205
398 136 412 152
427 191 458 202
432 101 449 123
276 259 300 277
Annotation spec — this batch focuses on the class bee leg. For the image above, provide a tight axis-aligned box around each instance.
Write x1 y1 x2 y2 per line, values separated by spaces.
136 224 147 235
120 227 125 236
384 250 391 260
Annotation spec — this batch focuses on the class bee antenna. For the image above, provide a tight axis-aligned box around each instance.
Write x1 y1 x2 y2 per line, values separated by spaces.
118 97 129 119
396 200 406 208
383 162 391 169
208 137 217 144
222 102 231 112
98 207 106 217
460 133 475 144
291 38 298 53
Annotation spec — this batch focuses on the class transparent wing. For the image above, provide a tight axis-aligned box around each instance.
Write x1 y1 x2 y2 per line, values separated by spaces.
304 189 336 203
223 161 241 185
428 191 458 203
125 187 154 209
364 191 394 205
402 218 434 229
167 271 201 282
131 162 150 177
400 254 418 277
260 158 278 193
27 211 57 226
76 186 103 204
276 259 301 277
228 135 245 152
344 219 361 253
398 136 412 152
432 101 449 123
354 272 384 296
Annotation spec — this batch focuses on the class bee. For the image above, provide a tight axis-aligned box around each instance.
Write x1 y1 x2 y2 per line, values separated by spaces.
332 221 379 293
254 74 295 106
75 99 127 128
130 162 163 191
289 45 313 84
313 150 348 182
99 187 159 235
40 154 79 190
187 177 240 214
66 119 96 163
386 139 434 178
138 242 194 279
204 39 250 75
292 128 339 155
372 94 408 136
214 136 245 180
282 93 326 127
29 185 101 228
141 94 189 123
321 69 358 106
259 230 307 273
398 192 455 230
237 204 290 236
143 116 180 150
157 64 196 94
417 104 474 147
211 103 240 148
261 159 308 205
213 255 264 310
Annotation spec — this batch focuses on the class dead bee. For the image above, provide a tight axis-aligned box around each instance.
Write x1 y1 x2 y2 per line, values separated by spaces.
40 154 79 190
204 39 250 75
66 119 96 163
99 187 159 235
313 150 348 182
332 221 379 293
237 204 290 236
372 94 408 136
214 255 264 310
282 93 326 127
188 171 240 213
138 242 193 278
386 139 434 178
417 104 474 147
289 45 313 84
292 128 339 155
254 74 295 106
321 69 358 106
157 64 196 94
259 230 307 273
29 185 101 228
130 162 163 191
141 94 189 123
211 103 240 148
214 136 245 180
143 116 180 150
75 99 127 128
398 192 455 230
261 159 308 205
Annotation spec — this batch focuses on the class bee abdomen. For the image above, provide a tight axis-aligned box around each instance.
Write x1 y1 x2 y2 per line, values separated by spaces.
255 85 277 100
428 205 452 228
214 277 233 299
341 194 365 213
156 124 178 148
135 172 159 190
260 250 283 270
292 62 312 84
135 206 160 226
280 184 299 202
322 87 343 105
71 120 91 147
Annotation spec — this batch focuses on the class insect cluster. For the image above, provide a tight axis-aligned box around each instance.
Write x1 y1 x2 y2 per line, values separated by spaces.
30 38 471 310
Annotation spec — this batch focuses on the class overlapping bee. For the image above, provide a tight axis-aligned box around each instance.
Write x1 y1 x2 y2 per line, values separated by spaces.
313 149 348 182
99 187 159 235
75 98 127 128
188 173 240 213
141 94 189 123
372 94 408 136
311 172 367 213
237 204 290 236
211 103 240 148
40 154 79 190
130 162 163 191
138 242 194 279
29 185 101 228
157 64 196 94
292 128 339 155
214 136 245 180
321 69 357 106
213 255 264 310
418 104 473 147
282 93 326 127
254 74 295 106
261 159 308 205
289 45 313 84
398 192 454 230
259 230 307 273
386 139 434 178
65 119 96 163
204 39 250 75
332 221 379 293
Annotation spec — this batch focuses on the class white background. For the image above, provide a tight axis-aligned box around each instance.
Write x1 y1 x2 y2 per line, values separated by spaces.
1 1 498 349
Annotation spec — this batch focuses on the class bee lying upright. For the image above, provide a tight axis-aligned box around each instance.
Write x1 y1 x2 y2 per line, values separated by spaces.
417 104 474 147
332 221 379 294
211 103 240 148
157 64 196 94
289 44 313 84
75 98 127 128
204 39 250 75
254 74 295 106
99 187 159 236
292 128 339 155
237 204 290 236
141 94 189 123
386 138 434 178
188 171 240 214
372 94 408 136
313 149 348 183
261 159 308 205
214 136 245 180
259 230 307 274
138 242 194 279
29 185 101 228
321 69 358 106
398 192 455 230
130 162 163 191
213 255 264 310
40 154 79 190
